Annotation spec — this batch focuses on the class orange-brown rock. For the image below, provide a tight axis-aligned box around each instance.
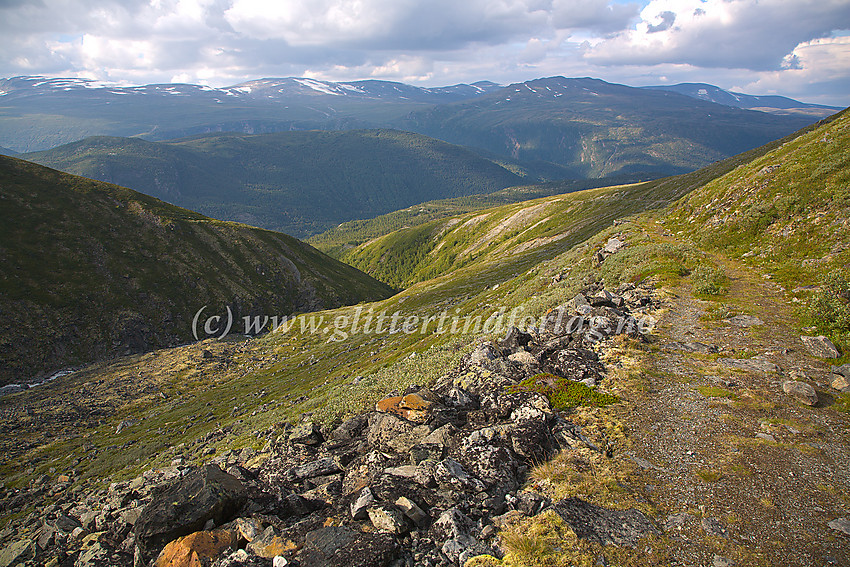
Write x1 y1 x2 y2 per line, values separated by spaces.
375 393 434 423
154 529 236 567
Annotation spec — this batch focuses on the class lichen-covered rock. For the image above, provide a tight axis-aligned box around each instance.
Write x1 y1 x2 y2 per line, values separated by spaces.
551 497 658 546
135 465 247 562
800 335 840 358
366 412 430 453
782 380 819 406
367 503 408 534
298 526 400 567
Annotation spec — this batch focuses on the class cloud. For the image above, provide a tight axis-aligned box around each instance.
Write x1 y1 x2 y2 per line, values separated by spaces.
585 0 850 70
0 0 847 106
736 36 850 105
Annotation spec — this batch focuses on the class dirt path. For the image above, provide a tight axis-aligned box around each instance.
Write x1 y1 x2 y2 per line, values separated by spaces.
620 229 850 566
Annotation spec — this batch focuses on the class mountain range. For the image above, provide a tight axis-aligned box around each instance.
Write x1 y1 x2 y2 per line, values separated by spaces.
1 74 833 156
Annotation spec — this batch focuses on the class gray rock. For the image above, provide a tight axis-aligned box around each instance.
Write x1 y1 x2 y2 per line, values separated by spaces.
212 549 269 566
367 503 408 534
329 414 368 443
431 508 490 564
287 457 342 481
0 539 33 567
828 516 850 536
435 458 485 492
701 516 728 538
726 315 763 327
551 497 659 546
366 412 430 453
134 465 247 562
301 525 400 567
470 343 500 366
409 443 444 465
800 335 840 358
602 237 626 255
394 496 428 528
782 380 819 406
289 421 324 445
713 555 735 567
507 350 537 366
54 513 82 533
350 487 375 520
719 357 779 373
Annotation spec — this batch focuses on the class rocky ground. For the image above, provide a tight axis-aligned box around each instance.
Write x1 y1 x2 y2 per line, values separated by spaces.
0 281 662 567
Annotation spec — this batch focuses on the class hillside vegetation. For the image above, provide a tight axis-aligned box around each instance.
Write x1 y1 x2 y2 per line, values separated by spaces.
0 156 394 385
21 130 526 237
333 115 828 290
308 173 654 257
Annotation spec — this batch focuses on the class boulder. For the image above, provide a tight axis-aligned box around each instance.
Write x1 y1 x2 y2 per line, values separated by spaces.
135 465 247 562
329 414 368 443
782 380 819 406
367 503 408 534
288 421 323 446
299 526 400 567
154 529 236 567
435 458 485 492
365 413 430 453
800 335 840 358
551 497 658 546
246 526 296 558
286 457 342 481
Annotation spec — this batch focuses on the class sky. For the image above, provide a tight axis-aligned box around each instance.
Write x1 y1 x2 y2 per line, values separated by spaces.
1 0 849 106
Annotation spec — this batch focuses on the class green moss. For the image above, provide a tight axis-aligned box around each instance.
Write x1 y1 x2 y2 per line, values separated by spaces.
697 386 737 399
508 373 620 410
834 393 850 414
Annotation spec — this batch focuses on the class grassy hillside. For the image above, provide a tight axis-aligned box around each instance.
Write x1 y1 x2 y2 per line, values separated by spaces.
333 116 829 290
666 107 850 347
308 173 655 257
400 76 817 178
21 130 526 238
0 156 394 385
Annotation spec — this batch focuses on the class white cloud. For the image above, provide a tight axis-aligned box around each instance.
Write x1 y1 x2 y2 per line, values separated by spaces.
586 0 850 70
0 0 847 106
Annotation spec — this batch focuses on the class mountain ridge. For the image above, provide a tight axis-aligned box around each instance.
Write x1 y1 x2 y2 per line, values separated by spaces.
0 155 395 385
19 129 528 238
